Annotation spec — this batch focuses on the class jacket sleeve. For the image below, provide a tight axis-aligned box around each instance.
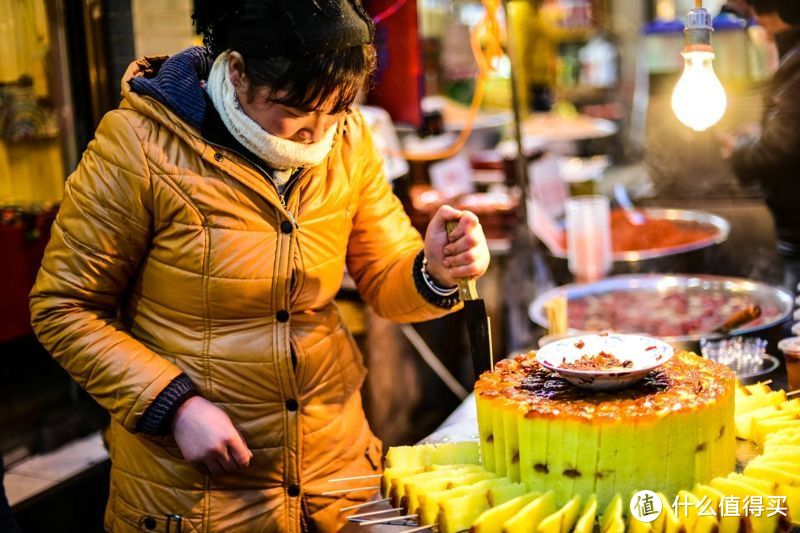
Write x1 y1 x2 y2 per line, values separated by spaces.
730 68 800 186
345 111 460 323
29 110 184 433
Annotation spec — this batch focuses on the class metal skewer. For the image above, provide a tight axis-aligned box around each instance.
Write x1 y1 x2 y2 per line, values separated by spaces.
322 485 379 496
328 474 383 483
340 498 391 512
348 508 403 520
403 525 435 533
358 514 418 526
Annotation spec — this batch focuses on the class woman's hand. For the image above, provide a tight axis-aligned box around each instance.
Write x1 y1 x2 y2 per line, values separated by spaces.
424 205 490 287
171 396 253 475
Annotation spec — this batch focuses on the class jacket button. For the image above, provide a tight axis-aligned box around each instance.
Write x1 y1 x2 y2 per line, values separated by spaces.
276 310 290 323
143 516 157 530
280 220 293 234
285 398 299 411
214 152 223 162
288 484 301 497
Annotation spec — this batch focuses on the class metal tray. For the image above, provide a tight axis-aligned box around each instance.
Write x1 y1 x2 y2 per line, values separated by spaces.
529 274 794 346
548 208 730 262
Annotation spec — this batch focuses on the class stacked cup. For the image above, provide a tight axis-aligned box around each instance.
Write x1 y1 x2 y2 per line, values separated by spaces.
793 285 800 336
565 195 613 283
781 283 800 390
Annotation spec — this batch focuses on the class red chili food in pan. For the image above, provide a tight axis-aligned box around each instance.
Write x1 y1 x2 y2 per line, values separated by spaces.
556 209 718 253
608 210 717 252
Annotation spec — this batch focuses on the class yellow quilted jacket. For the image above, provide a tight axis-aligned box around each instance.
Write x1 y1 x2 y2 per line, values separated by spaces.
29 56 452 532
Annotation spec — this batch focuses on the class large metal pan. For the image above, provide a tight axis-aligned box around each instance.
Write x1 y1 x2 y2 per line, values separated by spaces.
529 274 794 351
548 208 731 263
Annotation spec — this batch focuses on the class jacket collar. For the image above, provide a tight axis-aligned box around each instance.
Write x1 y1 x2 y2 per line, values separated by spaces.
120 52 290 210
119 49 338 214
201 90 264 167
127 47 213 130
125 47 267 169
122 47 339 176
200 90 307 191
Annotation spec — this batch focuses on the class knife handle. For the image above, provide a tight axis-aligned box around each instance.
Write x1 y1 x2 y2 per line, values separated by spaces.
445 220 479 301
713 304 761 335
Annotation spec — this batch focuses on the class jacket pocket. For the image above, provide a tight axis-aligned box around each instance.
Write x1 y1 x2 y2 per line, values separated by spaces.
144 435 185 461
289 334 304 385
112 494 203 533
365 434 383 472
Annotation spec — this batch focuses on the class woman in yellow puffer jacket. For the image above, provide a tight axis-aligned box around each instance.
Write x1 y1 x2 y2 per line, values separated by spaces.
29 0 489 531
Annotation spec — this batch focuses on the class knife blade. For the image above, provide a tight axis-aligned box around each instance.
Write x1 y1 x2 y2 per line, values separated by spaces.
446 220 494 380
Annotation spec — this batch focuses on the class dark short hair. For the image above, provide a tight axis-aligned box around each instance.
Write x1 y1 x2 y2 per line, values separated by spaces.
193 0 376 113
241 44 376 113
745 0 779 15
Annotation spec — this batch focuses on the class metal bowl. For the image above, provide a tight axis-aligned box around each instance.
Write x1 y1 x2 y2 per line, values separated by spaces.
548 208 730 262
529 274 794 350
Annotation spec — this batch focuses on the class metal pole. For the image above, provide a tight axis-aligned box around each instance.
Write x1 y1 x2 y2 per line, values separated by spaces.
501 0 530 220
499 0 540 353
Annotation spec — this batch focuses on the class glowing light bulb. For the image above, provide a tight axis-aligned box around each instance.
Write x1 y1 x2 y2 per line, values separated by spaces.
671 50 727 131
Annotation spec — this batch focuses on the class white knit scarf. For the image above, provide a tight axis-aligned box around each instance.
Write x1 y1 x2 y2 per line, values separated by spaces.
206 52 337 185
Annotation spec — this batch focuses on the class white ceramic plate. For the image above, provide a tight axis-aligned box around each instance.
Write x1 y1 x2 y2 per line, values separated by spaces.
536 334 675 390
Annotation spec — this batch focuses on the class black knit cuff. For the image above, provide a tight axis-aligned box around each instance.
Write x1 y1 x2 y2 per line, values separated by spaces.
136 374 198 436
413 251 461 309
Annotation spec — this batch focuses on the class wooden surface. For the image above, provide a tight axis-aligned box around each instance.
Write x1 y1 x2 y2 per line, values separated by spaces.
6 431 108 508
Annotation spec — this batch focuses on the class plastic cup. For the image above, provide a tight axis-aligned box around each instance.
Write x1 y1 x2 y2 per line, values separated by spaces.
559 156 608 197
565 195 612 283
778 336 800 391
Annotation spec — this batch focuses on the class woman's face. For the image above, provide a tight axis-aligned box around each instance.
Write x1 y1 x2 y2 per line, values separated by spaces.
227 52 345 144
